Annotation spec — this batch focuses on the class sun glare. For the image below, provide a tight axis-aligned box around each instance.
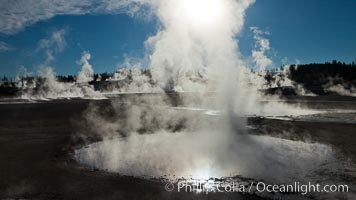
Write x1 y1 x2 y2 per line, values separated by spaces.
180 0 225 27
191 167 214 180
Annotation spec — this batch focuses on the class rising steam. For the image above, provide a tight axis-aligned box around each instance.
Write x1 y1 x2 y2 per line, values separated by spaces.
74 0 337 187
18 50 102 99
77 51 94 83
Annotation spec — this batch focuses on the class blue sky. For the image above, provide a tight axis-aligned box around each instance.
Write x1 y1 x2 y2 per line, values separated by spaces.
0 0 355 77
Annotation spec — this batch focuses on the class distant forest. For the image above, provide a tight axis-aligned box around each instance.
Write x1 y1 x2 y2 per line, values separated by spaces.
260 60 356 95
290 60 356 85
0 72 115 85
1 60 356 90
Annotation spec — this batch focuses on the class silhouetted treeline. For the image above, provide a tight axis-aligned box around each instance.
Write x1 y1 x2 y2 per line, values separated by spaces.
56 75 76 82
288 60 356 87
263 60 356 95
1 61 356 97
0 69 152 88
0 72 116 86
50 70 151 83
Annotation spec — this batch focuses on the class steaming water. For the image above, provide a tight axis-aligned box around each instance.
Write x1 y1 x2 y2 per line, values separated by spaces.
75 131 339 183
173 106 323 117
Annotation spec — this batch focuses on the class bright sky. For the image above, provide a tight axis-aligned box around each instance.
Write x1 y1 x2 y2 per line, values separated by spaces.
0 0 355 77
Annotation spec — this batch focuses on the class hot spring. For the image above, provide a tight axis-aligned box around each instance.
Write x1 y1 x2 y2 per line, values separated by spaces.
74 103 340 183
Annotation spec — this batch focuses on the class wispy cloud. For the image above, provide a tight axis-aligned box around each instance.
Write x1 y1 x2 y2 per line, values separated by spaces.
0 0 145 34
250 27 273 71
37 28 67 63
0 41 14 52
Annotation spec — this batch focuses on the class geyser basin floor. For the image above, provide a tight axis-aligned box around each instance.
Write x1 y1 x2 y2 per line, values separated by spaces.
1 96 356 199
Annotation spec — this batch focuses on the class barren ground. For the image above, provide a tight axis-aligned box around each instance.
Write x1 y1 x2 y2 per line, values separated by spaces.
0 95 355 200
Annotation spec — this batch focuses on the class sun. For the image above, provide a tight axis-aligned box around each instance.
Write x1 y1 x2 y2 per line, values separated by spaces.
180 0 225 28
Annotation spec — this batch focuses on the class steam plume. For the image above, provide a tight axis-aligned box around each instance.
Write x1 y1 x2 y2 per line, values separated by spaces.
77 51 94 83
74 0 334 185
